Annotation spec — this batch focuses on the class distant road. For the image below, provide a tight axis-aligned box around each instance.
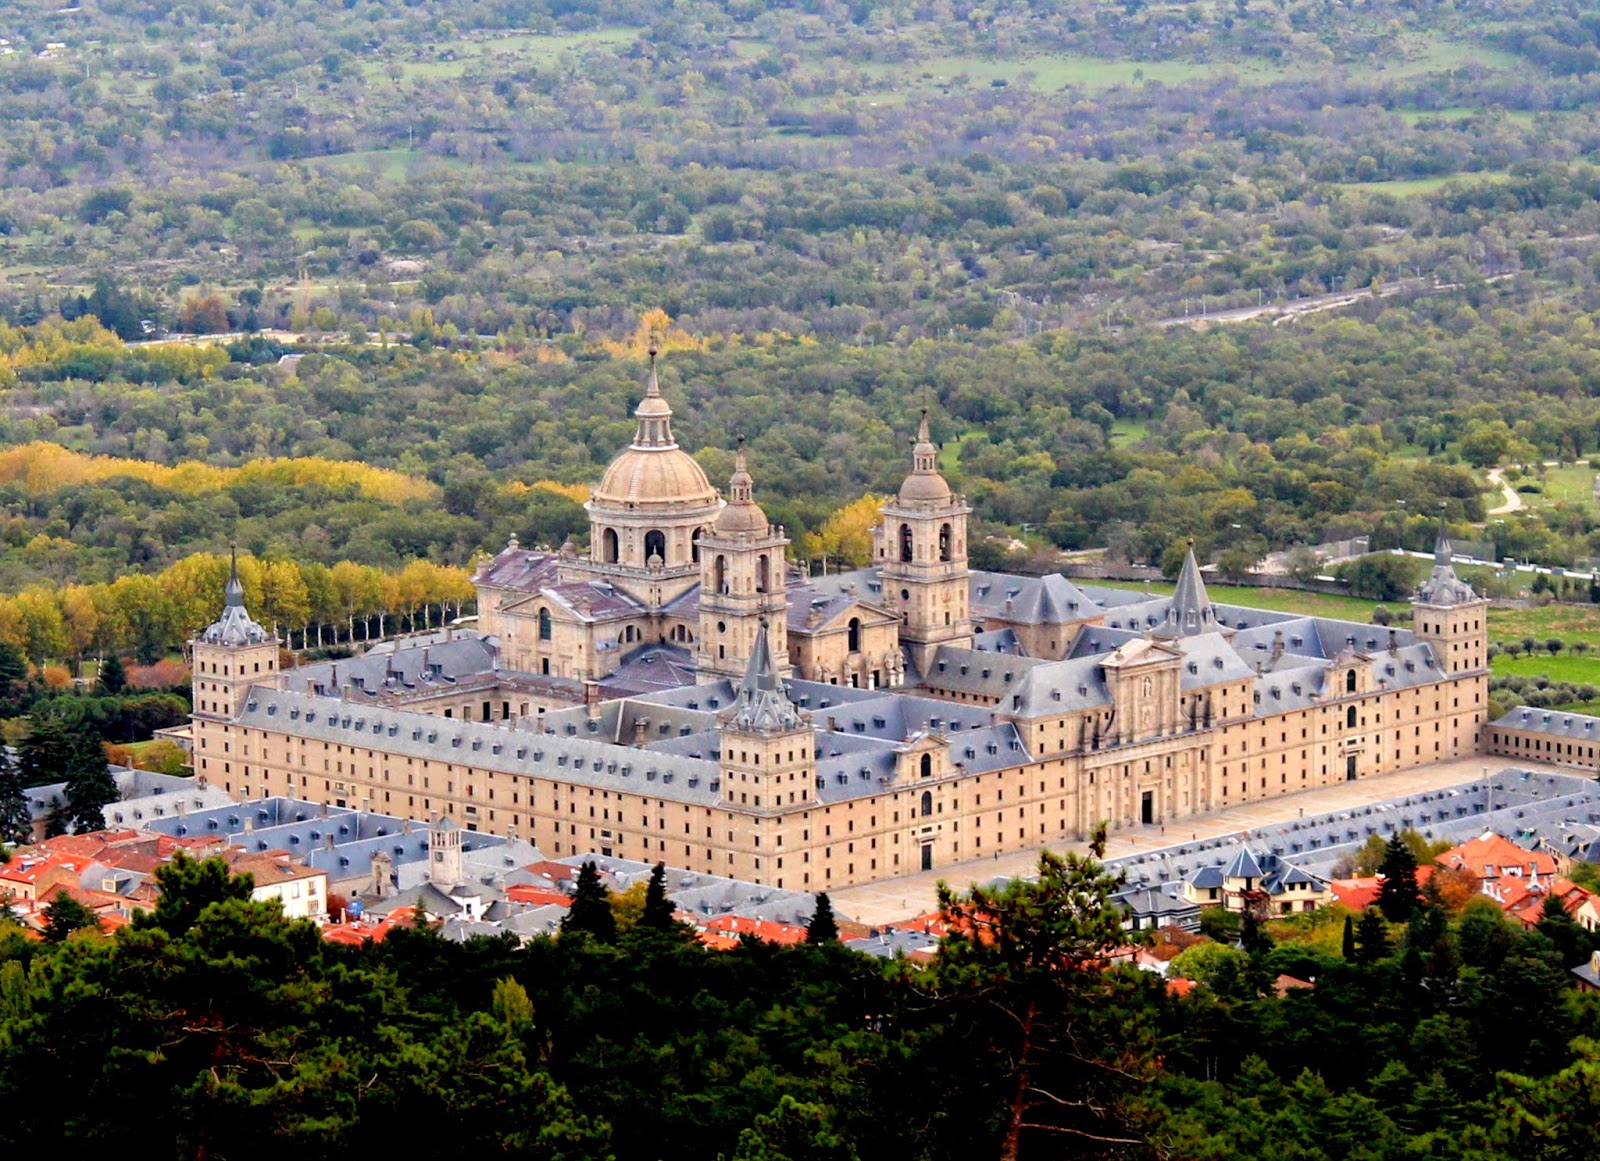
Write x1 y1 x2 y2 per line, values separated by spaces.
1153 274 1514 330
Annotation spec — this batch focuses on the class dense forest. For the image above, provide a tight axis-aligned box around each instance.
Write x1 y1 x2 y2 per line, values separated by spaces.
4 2 1600 593
2 840 1597 1158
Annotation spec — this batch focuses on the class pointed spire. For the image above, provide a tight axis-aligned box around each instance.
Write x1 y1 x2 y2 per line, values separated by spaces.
724 619 805 734
729 435 753 503
1434 513 1453 566
1417 512 1478 606
897 407 953 504
224 540 244 608
632 343 675 448
1155 541 1217 638
200 539 269 647
713 434 770 535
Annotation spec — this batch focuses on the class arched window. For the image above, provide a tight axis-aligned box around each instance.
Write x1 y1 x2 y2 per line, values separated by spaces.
756 554 769 594
939 522 952 562
847 617 861 653
601 528 619 564
920 790 933 817
1345 669 1356 694
538 607 552 641
691 527 704 563
1346 705 1357 729
644 529 666 563
920 753 932 779
714 555 728 594
900 523 914 563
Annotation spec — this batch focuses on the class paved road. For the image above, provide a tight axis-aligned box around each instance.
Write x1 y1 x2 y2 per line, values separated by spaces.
828 755 1576 926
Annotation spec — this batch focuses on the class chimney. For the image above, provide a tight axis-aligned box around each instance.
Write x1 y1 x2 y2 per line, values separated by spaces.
1592 949 1600 976
633 717 649 747
1270 629 1284 663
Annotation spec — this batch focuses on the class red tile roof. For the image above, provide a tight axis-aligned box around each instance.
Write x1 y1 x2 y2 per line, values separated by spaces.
1329 877 1381 912
1437 832 1559 881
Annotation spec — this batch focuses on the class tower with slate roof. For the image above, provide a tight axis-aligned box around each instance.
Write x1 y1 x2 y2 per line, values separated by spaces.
697 438 790 682
718 621 814 812
190 547 279 794
1152 543 1219 639
874 410 973 676
1411 521 1489 676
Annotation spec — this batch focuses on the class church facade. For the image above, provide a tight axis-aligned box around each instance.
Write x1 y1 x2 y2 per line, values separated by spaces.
188 358 1490 893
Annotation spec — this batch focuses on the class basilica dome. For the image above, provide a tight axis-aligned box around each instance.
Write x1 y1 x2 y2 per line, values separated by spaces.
589 354 719 512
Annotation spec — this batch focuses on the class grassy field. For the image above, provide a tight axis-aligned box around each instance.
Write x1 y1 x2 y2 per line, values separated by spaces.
364 27 640 82
1339 171 1511 197
1510 463 1597 508
858 52 1238 92
1088 579 1385 621
1109 419 1150 446
1489 603 1600 649
1490 653 1600 684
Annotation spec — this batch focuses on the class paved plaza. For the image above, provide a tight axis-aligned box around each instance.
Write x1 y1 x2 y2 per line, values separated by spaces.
830 756 1596 926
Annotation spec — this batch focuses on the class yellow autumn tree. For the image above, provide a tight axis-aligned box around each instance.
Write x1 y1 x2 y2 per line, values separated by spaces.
595 308 707 358
801 495 884 569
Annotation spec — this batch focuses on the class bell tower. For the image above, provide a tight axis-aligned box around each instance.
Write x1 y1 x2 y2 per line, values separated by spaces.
875 411 973 676
1411 521 1489 675
698 439 789 682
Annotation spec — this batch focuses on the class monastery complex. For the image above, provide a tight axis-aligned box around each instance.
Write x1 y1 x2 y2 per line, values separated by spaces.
189 357 1492 892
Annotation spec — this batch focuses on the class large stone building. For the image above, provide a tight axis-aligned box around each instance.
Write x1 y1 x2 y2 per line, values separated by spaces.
189 359 1490 892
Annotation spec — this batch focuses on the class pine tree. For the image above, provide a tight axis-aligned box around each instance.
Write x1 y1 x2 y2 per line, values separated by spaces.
1341 913 1357 961
806 892 839 945
1355 907 1390 965
639 861 677 931
42 893 99 942
98 652 127 695
62 732 117 835
1376 833 1420 923
0 746 30 845
17 717 72 788
561 860 617 941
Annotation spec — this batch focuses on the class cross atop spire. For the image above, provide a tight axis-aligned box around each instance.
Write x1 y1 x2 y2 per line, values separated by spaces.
722 619 805 734
1154 541 1217 638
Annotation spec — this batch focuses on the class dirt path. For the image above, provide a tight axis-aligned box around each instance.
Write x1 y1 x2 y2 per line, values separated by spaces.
1486 467 1524 516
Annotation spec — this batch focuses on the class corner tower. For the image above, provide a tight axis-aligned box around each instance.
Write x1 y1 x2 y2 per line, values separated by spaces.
191 549 278 721
190 549 278 796
874 411 972 675
1411 522 1489 675
697 439 790 682
718 621 813 812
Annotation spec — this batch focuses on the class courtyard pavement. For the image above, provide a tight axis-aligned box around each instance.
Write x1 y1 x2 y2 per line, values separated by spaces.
829 755 1582 926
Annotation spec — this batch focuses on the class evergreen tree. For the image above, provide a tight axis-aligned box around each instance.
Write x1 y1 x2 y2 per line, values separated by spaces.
42 893 98 942
639 861 677 932
1355 907 1390 965
1238 903 1274 954
0 745 30 845
806 892 839 945
62 732 116 834
1341 913 1357 961
17 717 73 788
97 652 127 695
1535 891 1589 967
1376 833 1421 923
561 860 616 942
